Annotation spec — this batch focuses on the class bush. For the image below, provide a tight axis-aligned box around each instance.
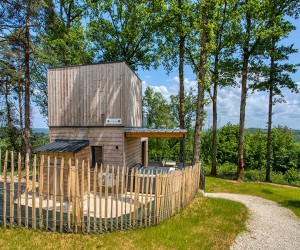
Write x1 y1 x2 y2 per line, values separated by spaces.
284 168 300 184
244 169 265 182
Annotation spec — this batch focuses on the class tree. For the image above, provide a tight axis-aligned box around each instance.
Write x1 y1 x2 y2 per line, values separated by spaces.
191 0 210 165
143 86 177 160
0 0 42 156
157 0 194 156
35 0 94 118
87 0 162 70
207 0 239 176
235 0 269 180
250 0 300 181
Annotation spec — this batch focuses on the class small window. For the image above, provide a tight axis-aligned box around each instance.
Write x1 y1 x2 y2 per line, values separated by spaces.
92 146 103 167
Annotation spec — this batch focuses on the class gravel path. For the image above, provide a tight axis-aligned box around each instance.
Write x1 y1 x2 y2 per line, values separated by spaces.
205 193 300 250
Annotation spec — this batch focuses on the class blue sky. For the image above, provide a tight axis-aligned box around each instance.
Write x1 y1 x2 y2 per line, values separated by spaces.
33 18 300 129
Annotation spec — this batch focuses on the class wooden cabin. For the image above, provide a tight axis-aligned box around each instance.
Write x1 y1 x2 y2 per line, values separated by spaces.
36 61 186 194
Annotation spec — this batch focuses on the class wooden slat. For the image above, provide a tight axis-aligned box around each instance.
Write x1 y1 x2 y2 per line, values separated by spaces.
3 151 8 228
10 151 14 228
99 164 103 233
93 164 98 232
81 160 85 232
17 153 22 228
133 168 139 228
74 159 78 233
148 170 154 225
129 168 134 228
46 156 50 230
67 159 71 232
87 160 91 233
53 157 57 232
115 166 119 230
25 153 29 229
39 155 44 230
110 166 114 232
140 169 145 227
104 165 109 231
120 167 124 230
32 155 36 230
144 171 150 226
59 158 64 232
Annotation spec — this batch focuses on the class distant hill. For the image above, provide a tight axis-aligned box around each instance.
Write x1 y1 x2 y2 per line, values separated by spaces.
247 128 300 143
33 128 49 134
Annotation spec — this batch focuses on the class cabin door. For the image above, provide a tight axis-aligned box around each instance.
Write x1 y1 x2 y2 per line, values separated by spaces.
92 146 103 167
142 141 147 166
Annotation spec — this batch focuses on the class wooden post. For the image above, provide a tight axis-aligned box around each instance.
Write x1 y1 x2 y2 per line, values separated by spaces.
129 168 134 228
110 165 114 232
120 167 124 230
104 165 109 231
32 155 37 230
25 153 29 229
144 171 150 227
133 168 140 228
139 169 144 227
99 164 103 233
17 153 22 228
115 166 120 230
93 164 98 232
10 151 14 228
74 159 78 233
3 151 8 228
59 158 64 233
39 155 44 230
46 156 50 230
67 159 71 232
87 160 91 234
81 160 85 232
149 170 154 225
53 157 57 232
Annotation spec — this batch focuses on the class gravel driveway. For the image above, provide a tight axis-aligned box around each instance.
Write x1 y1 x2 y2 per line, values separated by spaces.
205 193 300 250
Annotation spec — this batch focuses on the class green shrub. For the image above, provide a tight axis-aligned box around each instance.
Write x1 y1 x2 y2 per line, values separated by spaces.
284 168 300 184
244 169 265 181
270 171 287 185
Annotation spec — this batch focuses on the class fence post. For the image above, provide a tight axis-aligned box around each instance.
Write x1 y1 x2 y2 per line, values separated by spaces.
10 151 14 228
3 151 8 228
17 153 22 228
32 155 37 230
25 153 29 229
39 155 44 230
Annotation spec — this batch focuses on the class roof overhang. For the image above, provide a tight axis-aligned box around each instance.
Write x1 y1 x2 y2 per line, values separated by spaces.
124 128 187 138
35 140 89 153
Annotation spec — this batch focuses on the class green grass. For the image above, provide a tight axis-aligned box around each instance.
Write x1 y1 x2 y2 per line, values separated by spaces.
206 177 300 218
0 195 248 250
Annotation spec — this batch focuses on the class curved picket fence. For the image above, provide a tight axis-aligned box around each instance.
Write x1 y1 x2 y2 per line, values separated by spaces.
0 151 201 233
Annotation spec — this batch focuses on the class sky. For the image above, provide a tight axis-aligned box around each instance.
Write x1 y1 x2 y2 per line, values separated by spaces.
32 18 300 130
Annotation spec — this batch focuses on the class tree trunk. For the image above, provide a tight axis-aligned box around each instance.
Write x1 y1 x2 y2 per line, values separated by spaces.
178 0 185 162
210 75 218 176
266 40 275 182
179 34 185 160
192 0 208 165
24 6 31 157
237 51 249 180
237 14 251 181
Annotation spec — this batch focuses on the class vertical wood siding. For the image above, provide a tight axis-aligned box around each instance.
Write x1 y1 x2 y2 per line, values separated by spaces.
48 62 142 127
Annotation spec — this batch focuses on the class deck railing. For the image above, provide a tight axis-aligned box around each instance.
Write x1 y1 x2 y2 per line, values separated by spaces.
0 151 201 233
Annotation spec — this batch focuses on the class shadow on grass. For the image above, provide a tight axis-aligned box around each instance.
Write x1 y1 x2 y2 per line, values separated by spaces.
280 200 300 209
261 189 273 194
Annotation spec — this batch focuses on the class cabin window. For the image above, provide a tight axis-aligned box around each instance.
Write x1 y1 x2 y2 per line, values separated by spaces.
92 146 103 167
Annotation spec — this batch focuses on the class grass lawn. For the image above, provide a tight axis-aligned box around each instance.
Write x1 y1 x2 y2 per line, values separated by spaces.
0 195 247 250
206 176 300 218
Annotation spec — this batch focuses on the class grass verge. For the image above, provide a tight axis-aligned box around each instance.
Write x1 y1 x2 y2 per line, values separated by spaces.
0 194 247 250
206 177 300 218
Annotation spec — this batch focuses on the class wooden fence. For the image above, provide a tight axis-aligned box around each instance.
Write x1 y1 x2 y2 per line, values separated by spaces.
0 151 201 233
